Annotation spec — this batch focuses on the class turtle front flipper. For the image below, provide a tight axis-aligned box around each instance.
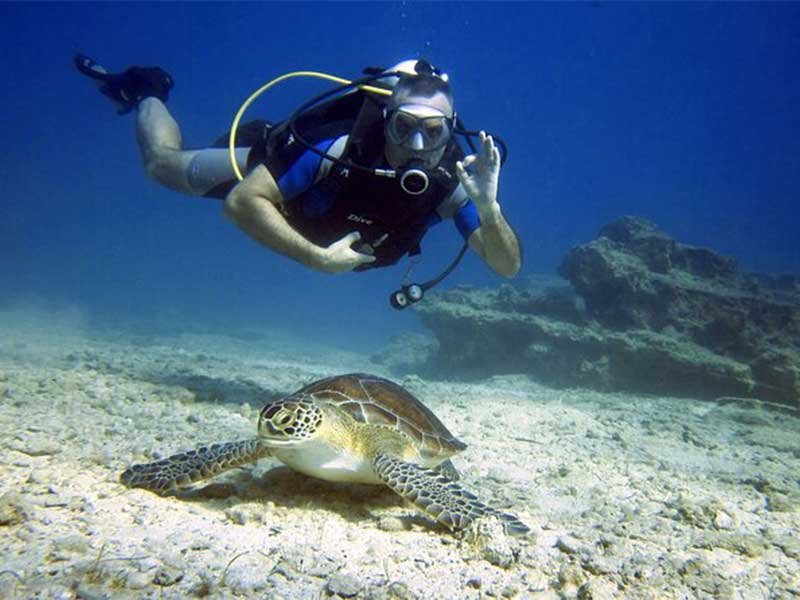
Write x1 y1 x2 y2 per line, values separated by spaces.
373 453 529 536
121 439 270 495
435 458 461 481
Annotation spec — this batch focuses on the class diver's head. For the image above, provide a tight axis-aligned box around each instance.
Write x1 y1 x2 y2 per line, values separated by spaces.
384 72 455 170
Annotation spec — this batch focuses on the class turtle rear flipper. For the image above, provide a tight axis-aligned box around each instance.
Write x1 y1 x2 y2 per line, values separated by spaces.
121 439 270 495
373 453 529 536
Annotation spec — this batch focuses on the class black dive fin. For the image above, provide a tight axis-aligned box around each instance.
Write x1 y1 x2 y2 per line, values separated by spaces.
74 53 174 115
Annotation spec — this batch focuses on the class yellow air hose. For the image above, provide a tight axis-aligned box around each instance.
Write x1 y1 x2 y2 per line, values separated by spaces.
228 71 392 181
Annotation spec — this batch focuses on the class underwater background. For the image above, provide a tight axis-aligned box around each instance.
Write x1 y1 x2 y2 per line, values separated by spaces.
2 4 800 598
2 1 799 351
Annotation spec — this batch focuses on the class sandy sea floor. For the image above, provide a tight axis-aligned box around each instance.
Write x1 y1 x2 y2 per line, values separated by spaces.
0 311 798 599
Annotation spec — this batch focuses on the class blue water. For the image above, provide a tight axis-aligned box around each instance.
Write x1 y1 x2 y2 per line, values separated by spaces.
2 2 799 351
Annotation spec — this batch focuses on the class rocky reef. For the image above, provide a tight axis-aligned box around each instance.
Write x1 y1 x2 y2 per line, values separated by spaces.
387 217 800 407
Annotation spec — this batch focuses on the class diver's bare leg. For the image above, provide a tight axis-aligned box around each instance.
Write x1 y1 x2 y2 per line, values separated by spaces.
135 98 250 197
136 97 199 194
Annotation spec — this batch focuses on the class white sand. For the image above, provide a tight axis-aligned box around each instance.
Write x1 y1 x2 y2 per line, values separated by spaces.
0 311 798 599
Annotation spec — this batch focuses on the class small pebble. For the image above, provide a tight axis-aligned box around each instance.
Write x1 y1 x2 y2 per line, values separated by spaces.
326 572 362 598
582 555 619 576
555 536 580 555
27 469 49 484
126 572 150 590
100 448 116 466
486 467 512 484
225 507 249 525
385 581 416 600
714 510 735 530
526 568 549 591
577 578 618 600
52 534 90 555
153 566 184 587
528 592 560 600
463 517 517 568
190 540 212 551
0 577 19 599
766 494 794 513
771 534 800 559
558 563 586 592
17 438 61 457
378 516 406 532
0 492 28 526
74 584 108 600
501 585 520 598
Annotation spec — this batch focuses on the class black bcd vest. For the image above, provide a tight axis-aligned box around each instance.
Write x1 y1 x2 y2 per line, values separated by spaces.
251 91 464 270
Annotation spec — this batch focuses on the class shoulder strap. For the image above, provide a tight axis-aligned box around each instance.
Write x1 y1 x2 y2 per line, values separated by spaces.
247 90 377 173
343 94 389 167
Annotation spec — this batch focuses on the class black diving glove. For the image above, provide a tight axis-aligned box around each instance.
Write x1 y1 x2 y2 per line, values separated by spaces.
75 53 174 115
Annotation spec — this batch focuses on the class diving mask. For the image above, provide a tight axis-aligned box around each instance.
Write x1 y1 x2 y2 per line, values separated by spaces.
386 104 453 151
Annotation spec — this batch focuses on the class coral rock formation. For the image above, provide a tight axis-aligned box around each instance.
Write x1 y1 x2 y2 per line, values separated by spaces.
408 217 799 407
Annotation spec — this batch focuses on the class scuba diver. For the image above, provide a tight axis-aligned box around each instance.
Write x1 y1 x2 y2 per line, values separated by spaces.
75 55 521 306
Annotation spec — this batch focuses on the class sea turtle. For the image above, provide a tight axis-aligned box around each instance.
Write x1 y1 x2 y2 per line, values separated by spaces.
121 373 528 535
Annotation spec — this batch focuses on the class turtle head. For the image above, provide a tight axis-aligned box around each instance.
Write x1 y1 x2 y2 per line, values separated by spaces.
258 394 323 445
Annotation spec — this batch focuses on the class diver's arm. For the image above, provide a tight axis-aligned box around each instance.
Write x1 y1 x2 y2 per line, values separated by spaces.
468 204 521 278
456 132 521 278
223 165 375 273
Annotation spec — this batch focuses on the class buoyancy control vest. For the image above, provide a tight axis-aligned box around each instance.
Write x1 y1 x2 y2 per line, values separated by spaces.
247 91 464 270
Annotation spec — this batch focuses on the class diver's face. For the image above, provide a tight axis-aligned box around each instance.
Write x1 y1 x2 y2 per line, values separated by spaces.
385 90 454 169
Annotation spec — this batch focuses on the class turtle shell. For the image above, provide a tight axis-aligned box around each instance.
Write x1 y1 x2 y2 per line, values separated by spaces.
294 373 467 460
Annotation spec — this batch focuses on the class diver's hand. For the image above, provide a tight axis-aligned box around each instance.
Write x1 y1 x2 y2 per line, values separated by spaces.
319 231 376 274
455 131 500 210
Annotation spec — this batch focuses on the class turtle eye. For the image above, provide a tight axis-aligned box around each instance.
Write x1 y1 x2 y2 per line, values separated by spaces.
271 409 294 429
